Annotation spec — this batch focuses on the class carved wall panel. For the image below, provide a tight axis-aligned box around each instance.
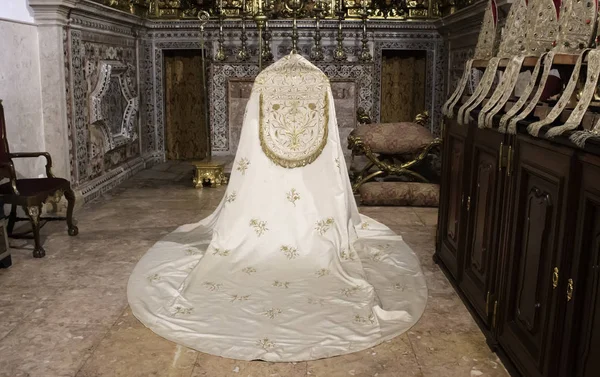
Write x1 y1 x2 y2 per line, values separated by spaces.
65 25 140 186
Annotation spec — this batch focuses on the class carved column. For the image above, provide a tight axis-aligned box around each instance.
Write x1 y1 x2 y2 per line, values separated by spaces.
28 0 79 183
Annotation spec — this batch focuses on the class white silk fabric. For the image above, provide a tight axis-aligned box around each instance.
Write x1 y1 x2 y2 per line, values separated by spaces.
127 54 428 362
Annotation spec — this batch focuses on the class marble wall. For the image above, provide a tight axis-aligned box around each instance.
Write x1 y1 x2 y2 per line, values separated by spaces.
0 17 45 180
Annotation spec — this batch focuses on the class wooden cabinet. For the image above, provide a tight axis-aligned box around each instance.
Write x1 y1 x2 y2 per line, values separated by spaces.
436 119 600 377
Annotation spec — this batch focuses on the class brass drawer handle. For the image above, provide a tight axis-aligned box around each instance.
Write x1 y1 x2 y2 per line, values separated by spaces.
552 267 559 289
567 278 574 301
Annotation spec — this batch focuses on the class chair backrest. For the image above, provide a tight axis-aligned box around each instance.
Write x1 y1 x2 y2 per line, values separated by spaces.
0 101 13 180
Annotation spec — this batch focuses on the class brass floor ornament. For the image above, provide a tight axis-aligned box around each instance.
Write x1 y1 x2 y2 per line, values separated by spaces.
190 159 229 189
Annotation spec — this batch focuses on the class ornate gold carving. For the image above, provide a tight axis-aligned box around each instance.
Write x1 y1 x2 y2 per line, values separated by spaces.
256 54 329 169
191 159 228 188
93 0 439 19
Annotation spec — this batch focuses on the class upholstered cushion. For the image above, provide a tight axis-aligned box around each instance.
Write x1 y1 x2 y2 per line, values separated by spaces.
0 178 69 197
351 122 434 155
359 182 439 207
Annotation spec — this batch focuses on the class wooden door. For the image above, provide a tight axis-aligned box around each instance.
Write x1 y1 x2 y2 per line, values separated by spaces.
436 118 470 280
460 127 505 328
559 153 600 377
164 50 208 160
498 136 574 377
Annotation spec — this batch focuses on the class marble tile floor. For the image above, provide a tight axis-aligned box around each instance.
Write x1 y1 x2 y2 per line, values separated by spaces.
0 162 509 377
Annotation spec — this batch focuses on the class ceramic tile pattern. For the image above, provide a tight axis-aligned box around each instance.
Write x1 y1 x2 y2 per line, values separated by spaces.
0 162 509 377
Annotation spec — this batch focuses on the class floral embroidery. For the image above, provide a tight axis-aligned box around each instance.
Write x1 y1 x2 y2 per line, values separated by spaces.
280 245 299 259
237 158 250 175
202 282 223 291
172 306 193 316
250 218 268 236
307 298 326 306
242 267 257 275
394 283 407 291
353 313 376 325
361 222 370 229
286 188 300 206
335 157 341 170
230 294 251 303
257 337 275 351
315 217 335 235
273 280 290 289
340 249 357 261
212 248 230 257
341 286 361 297
185 248 200 256
262 308 283 319
225 191 237 203
315 268 330 277
147 273 161 283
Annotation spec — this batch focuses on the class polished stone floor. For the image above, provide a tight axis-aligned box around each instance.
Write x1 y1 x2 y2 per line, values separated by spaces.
0 162 509 377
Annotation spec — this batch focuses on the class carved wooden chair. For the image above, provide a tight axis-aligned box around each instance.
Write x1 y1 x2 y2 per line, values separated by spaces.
348 111 442 193
0 101 78 258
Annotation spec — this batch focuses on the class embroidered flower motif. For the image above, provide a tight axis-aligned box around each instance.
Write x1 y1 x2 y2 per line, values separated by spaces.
340 249 357 261
242 267 257 275
257 337 275 351
230 294 251 303
250 218 268 236
202 282 223 291
185 248 200 256
237 158 250 175
147 273 161 283
262 308 283 319
280 245 299 260
315 217 335 235
286 188 301 206
315 268 330 277
172 306 193 315
361 222 370 229
394 283 407 291
341 286 361 297
335 158 341 170
307 298 326 306
353 313 376 324
212 248 230 257
225 191 237 203
273 280 290 289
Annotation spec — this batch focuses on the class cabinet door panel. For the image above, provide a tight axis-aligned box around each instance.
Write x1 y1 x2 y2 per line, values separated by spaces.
460 128 504 326
437 121 469 280
498 137 572 377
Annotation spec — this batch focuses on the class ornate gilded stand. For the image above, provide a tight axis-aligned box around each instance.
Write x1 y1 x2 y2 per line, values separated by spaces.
191 159 229 189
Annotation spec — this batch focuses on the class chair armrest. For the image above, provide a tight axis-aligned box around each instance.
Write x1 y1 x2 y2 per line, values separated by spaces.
9 152 55 178
0 161 20 196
